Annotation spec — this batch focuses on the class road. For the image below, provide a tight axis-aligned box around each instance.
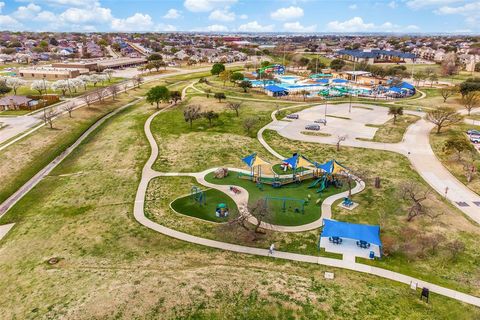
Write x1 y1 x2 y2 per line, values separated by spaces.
0 62 243 150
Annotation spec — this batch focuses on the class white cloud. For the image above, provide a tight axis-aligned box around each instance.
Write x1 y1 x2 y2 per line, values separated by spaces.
59 5 112 23
0 15 22 30
35 10 57 22
406 0 462 9
163 8 181 19
111 13 154 31
205 24 229 32
388 1 397 8
13 3 41 20
209 9 235 21
183 0 237 12
239 14 248 19
0 2 5 13
405 24 420 31
270 6 303 20
435 2 480 15
284 21 316 32
155 23 177 32
326 17 375 32
349 4 357 10
238 20 274 32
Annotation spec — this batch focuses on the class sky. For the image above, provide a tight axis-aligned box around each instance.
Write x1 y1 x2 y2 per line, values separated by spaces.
0 0 478 34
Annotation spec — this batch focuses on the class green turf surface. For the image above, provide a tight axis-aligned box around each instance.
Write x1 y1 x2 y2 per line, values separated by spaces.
171 188 238 223
205 171 346 226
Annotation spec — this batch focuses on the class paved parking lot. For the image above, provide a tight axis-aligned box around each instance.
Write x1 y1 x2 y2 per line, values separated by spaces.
275 103 391 143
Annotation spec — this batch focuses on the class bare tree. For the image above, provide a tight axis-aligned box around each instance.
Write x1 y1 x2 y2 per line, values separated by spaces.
426 107 463 134
462 157 477 183
183 104 201 128
440 87 457 103
461 91 479 116
399 181 441 221
82 93 96 107
336 134 347 151
42 109 57 129
248 199 273 236
122 81 129 93
110 85 120 100
243 116 258 135
133 75 144 88
63 102 75 118
92 89 104 103
226 101 242 117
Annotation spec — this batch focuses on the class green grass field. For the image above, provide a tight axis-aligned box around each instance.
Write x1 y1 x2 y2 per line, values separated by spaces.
205 171 345 226
171 188 238 222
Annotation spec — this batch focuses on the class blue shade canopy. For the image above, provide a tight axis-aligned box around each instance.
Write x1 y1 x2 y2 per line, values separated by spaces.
282 153 313 170
321 219 382 246
332 78 348 84
264 85 287 93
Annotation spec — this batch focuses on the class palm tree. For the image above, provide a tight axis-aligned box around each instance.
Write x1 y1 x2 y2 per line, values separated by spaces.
388 106 403 124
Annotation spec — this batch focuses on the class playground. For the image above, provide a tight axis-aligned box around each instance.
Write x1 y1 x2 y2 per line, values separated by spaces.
170 187 238 223
203 153 351 226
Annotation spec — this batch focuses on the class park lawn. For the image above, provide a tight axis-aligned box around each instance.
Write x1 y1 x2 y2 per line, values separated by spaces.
150 95 290 173
204 171 346 226
171 188 238 223
403 88 464 111
361 114 420 143
430 123 480 195
0 109 31 116
263 130 480 295
0 75 174 206
0 95 475 319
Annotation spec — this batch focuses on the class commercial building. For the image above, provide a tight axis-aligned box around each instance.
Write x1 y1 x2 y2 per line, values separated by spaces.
18 67 89 80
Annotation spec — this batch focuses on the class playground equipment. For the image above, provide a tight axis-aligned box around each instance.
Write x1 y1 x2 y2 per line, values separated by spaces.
215 203 229 218
242 152 271 183
258 64 285 75
308 175 327 193
264 196 306 214
342 197 354 207
191 186 206 205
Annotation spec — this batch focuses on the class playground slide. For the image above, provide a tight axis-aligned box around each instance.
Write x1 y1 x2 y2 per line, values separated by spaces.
308 178 323 189
316 176 327 193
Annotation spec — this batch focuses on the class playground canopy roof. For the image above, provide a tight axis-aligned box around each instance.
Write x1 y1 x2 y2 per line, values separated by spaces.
322 219 382 247
242 153 270 167
314 79 330 84
332 78 348 84
265 85 288 93
283 153 314 170
315 160 349 174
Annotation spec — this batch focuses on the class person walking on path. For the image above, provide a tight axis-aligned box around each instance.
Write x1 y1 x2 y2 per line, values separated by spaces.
269 243 275 256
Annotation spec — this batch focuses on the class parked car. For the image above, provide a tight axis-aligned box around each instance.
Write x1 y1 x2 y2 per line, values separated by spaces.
305 124 321 131
286 114 299 119
470 135 480 143
314 119 327 125
467 129 480 135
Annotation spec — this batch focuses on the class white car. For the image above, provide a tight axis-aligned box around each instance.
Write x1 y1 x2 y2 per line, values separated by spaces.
470 135 480 144
287 114 299 119
314 119 327 125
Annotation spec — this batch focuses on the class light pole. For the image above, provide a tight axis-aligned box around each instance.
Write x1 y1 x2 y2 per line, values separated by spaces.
42 76 47 123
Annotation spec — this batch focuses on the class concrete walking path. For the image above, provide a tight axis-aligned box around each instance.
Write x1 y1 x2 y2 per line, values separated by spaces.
0 98 143 219
133 98 480 308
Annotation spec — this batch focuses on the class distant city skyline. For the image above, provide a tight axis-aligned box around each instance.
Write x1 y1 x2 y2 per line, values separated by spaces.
0 0 478 34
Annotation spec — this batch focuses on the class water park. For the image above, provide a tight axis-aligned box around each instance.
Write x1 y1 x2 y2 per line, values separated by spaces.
247 64 416 99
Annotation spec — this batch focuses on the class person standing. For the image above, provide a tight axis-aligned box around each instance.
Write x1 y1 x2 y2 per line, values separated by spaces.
269 243 275 255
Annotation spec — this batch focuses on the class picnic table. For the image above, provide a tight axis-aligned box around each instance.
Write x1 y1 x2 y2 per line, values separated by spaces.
356 240 370 249
329 236 343 245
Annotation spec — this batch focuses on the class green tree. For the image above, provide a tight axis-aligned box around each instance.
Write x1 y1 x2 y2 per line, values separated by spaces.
230 72 244 85
146 85 170 109
214 92 226 103
388 106 403 124
330 59 346 71
443 136 473 161
307 58 326 73
170 91 181 104
239 80 252 93
202 110 219 127
211 63 225 76
260 60 270 68
147 53 163 61
0 83 12 96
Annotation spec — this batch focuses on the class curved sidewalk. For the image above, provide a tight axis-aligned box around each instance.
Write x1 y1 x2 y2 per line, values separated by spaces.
261 103 480 225
133 98 480 308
